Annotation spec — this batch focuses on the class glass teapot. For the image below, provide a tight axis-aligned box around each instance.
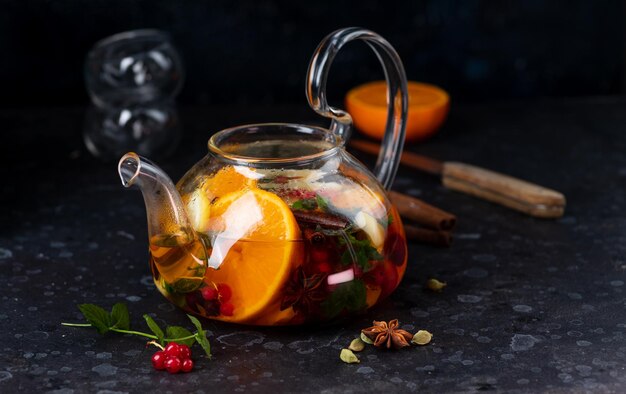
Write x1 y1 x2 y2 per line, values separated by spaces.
118 28 409 325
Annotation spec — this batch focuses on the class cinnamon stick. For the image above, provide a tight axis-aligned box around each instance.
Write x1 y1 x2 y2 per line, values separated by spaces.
404 225 452 247
388 190 456 231
292 209 348 229
350 139 444 175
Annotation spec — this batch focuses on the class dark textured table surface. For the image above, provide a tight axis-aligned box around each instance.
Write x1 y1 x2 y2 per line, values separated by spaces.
2 99 626 393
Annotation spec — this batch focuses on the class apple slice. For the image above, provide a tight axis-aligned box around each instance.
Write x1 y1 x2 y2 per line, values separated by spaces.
354 211 385 249
185 188 212 233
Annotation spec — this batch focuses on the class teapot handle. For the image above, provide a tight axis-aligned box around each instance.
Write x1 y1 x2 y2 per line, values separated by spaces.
306 27 408 189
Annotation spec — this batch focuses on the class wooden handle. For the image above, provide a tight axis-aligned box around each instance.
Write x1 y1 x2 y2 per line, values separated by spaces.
442 162 566 218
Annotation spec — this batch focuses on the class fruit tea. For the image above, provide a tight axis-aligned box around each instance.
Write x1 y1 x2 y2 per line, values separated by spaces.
149 159 407 325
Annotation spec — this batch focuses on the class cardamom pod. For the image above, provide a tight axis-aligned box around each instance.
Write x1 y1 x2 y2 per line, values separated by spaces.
412 330 433 345
340 348 360 364
348 338 365 352
426 278 446 292
360 332 374 345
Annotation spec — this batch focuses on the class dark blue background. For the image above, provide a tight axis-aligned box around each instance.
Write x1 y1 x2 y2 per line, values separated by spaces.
1 0 624 107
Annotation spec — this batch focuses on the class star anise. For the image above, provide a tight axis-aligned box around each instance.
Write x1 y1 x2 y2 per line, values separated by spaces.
280 266 327 315
361 319 413 349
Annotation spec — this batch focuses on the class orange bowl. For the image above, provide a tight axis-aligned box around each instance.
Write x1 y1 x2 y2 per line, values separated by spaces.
345 81 449 142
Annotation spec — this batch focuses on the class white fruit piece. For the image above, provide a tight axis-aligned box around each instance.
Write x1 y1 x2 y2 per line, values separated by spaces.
354 211 385 249
185 189 212 233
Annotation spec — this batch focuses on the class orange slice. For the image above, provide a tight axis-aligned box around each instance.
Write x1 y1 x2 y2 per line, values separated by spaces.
202 165 258 199
184 166 258 232
204 188 302 324
345 80 449 142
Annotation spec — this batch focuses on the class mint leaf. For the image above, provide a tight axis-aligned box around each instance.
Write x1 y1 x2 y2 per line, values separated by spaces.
316 195 329 211
195 331 211 358
165 326 195 347
340 242 366 269
321 280 367 320
143 314 164 345
188 315 211 358
355 247 369 268
110 303 130 330
292 198 317 211
368 247 383 261
339 231 383 270
187 314 203 333
78 304 111 334
340 250 353 265
163 281 175 295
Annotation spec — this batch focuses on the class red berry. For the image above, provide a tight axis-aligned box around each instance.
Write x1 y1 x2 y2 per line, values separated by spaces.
316 262 332 273
310 248 329 264
185 292 201 311
302 190 316 199
178 344 192 360
181 358 194 373
204 299 221 316
164 343 181 358
165 356 182 374
151 351 167 370
217 283 232 302
201 287 219 301
352 264 364 278
220 302 234 316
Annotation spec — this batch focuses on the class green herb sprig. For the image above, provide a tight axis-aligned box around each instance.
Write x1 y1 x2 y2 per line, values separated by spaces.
339 232 383 270
291 194 331 211
62 303 211 357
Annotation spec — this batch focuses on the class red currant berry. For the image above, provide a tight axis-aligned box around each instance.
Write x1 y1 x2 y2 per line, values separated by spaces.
349 265 363 279
217 283 232 302
302 190 316 199
185 292 201 311
220 302 234 316
201 287 219 301
309 248 329 263
181 358 194 373
164 356 182 374
204 299 221 316
178 344 192 360
151 351 167 370
164 343 181 359
316 262 332 274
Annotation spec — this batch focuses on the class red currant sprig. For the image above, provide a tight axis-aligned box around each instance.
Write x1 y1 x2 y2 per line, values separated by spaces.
62 302 212 375
151 342 194 374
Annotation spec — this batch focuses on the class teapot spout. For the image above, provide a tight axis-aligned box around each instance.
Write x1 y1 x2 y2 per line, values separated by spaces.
118 152 194 243
119 153 207 292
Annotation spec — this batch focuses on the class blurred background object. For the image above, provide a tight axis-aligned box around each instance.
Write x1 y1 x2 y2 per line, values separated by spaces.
85 29 184 109
83 29 183 160
0 0 623 109
83 102 181 160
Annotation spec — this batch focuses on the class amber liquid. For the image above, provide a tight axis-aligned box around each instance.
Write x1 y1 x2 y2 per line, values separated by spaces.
149 143 408 325
150 209 407 325
149 232 207 294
